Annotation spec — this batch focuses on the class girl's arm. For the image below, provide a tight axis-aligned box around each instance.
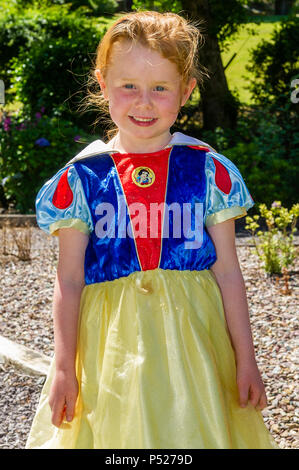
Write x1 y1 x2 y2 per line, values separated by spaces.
207 219 267 410
49 227 89 427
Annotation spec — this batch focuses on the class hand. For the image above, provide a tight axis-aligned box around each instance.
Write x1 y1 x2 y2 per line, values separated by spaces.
49 369 79 428
236 359 268 410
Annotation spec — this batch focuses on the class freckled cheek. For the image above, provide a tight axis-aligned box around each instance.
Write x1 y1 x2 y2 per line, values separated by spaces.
109 92 133 119
155 95 181 116
110 89 133 105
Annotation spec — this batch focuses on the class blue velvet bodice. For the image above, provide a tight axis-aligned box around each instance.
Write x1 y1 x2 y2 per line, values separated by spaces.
74 146 216 285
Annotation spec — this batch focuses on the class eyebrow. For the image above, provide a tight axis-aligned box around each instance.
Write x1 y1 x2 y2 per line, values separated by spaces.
120 79 171 84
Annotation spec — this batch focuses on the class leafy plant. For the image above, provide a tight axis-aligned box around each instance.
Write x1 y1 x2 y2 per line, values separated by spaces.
132 0 182 13
85 0 118 15
0 109 93 213
50 0 118 15
245 14 299 107
0 2 105 128
9 33 98 126
245 201 299 276
199 98 299 208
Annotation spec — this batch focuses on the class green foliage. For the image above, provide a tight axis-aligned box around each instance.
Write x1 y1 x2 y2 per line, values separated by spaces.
50 0 119 15
1 0 118 15
132 0 182 13
0 3 104 124
198 14 299 210
87 0 118 15
207 0 250 42
245 15 299 106
0 110 92 213
131 1 250 44
9 32 99 127
198 96 298 209
245 201 298 275
0 2 110 212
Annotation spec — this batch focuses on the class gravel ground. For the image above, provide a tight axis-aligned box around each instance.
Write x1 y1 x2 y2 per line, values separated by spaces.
0 226 298 449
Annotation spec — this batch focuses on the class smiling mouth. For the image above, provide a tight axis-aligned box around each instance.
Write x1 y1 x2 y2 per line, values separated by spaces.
129 116 158 126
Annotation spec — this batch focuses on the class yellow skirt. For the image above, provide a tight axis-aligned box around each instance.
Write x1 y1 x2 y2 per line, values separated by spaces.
26 268 279 449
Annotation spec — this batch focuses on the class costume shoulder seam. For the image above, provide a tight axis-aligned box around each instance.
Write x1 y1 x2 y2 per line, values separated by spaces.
205 149 242 177
63 139 115 167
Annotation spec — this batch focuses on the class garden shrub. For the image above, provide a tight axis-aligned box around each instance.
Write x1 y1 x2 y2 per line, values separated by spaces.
196 94 298 210
0 110 93 213
9 33 100 129
245 14 299 107
245 201 298 276
72 0 118 15
229 98 297 208
196 14 299 209
0 2 105 128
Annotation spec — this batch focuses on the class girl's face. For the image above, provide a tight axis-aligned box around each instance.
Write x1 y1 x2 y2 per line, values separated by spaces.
95 41 196 153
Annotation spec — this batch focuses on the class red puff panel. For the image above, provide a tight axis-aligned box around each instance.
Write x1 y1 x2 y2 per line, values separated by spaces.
188 145 212 152
52 167 74 209
212 157 232 195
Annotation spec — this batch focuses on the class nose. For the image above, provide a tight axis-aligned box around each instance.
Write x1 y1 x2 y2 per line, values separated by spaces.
135 89 152 108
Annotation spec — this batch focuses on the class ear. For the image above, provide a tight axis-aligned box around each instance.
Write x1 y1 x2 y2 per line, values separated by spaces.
95 69 109 100
180 78 197 107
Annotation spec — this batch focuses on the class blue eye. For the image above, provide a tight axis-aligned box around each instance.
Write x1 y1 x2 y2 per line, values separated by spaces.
155 86 165 91
124 84 135 89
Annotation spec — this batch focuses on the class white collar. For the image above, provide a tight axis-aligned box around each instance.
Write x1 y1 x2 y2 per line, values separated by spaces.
65 132 214 166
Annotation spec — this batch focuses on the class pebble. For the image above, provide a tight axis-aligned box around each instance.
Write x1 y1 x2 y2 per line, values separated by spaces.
0 362 44 449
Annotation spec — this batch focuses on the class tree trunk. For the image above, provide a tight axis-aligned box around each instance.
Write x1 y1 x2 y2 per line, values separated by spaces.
275 0 294 15
125 0 133 11
181 0 238 130
116 0 133 11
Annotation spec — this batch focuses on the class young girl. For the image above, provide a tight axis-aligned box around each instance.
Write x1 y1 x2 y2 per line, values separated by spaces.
26 11 279 449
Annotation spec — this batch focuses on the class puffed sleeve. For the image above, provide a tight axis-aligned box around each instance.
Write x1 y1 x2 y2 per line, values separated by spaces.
35 164 93 236
204 150 254 227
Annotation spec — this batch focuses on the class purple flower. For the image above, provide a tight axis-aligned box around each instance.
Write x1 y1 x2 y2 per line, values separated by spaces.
35 137 50 147
271 201 281 208
35 112 42 120
74 135 81 142
16 123 27 131
3 117 11 132
40 106 45 113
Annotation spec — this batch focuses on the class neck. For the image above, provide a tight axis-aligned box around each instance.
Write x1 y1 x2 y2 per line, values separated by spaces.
110 132 173 154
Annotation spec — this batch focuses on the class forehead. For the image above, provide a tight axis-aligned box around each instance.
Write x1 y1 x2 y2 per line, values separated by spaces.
107 40 181 78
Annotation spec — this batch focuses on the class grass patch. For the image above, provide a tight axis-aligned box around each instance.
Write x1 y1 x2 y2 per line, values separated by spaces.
221 17 284 104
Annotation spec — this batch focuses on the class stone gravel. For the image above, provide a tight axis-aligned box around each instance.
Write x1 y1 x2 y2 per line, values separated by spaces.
0 226 298 449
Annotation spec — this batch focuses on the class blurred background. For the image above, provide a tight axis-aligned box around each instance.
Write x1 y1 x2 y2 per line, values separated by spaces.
0 0 298 214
